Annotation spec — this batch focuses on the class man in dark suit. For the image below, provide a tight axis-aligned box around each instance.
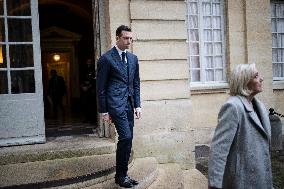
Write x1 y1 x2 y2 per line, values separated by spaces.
96 25 141 188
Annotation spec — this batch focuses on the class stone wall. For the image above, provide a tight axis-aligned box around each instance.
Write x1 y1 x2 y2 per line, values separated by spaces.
191 0 284 144
105 0 284 168
106 0 195 169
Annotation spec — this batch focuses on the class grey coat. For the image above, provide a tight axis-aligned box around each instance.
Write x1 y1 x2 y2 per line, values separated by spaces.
208 95 273 189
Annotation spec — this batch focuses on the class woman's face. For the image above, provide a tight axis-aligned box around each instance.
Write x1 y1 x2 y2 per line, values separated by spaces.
247 69 263 96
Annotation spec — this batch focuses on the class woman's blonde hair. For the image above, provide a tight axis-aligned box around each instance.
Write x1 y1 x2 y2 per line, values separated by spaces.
229 63 257 97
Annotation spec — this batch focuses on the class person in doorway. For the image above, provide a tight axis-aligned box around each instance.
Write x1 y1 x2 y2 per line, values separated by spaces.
48 69 66 119
11 75 23 94
80 58 97 124
96 25 141 188
208 63 273 189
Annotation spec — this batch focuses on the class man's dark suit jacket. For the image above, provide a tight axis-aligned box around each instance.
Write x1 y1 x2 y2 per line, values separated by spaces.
96 47 140 116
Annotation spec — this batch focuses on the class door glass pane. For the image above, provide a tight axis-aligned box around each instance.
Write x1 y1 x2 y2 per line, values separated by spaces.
0 44 6 68
191 56 200 68
212 3 220 15
11 70 35 94
214 42 222 55
279 63 283 77
190 42 199 55
206 69 214 81
204 29 212 41
272 33 278 47
280 34 284 47
203 3 211 16
273 63 284 77
190 29 199 41
272 19 277 32
0 71 7 94
7 0 31 16
8 18 32 42
204 42 213 55
205 56 213 68
203 16 212 28
273 64 278 77
0 18 5 42
215 69 223 81
278 49 284 62
213 29 221 41
271 4 276 17
189 15 199 28
272 49 277 62
189 2 198 15
191 70 200 82
0 1 3 16
212 16 221 28
215 56 223 68
10 44 34 68
280 4 284 17
277 18 284 33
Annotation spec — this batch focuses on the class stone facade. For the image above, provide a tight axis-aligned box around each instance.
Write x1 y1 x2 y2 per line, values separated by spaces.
105 0 194 169
0 0 282 178
104 0 284 170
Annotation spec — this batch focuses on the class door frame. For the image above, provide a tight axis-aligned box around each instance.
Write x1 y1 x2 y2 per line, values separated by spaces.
0 0 45 146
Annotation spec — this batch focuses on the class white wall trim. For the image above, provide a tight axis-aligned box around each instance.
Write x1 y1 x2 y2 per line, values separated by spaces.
273 80 284 90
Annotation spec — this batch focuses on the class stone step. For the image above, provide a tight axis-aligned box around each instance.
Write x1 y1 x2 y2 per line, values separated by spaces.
0 136 116 188
83 157 158 189
182 169 208 189
147 163 183 189
146 164 208 189
0 153 116 188
0 136 115 165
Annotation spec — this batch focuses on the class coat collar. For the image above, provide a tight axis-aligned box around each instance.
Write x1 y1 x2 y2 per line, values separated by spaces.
239 95 254 112
237 95 270 139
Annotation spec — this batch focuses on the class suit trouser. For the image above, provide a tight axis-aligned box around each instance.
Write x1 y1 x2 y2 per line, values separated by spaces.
51 96 65 118
111 98 134 178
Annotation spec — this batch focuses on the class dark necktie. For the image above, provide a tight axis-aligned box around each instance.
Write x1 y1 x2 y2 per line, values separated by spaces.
122 52 129 81
122 52 126 64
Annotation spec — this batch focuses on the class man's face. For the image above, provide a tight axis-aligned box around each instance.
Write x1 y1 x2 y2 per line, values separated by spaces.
116 31 133 51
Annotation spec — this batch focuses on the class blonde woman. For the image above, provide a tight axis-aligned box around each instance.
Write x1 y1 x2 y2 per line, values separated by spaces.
208 63 273 189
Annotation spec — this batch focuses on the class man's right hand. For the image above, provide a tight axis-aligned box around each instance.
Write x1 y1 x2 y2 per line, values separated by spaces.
101 113 112 122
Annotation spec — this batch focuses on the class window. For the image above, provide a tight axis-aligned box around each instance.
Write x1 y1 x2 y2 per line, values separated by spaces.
271 1 284 81
186 0 226 85
0 0 35 94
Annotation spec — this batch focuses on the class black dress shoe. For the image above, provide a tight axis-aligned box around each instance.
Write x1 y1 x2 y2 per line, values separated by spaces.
115 177 133 188
126 176 139 185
